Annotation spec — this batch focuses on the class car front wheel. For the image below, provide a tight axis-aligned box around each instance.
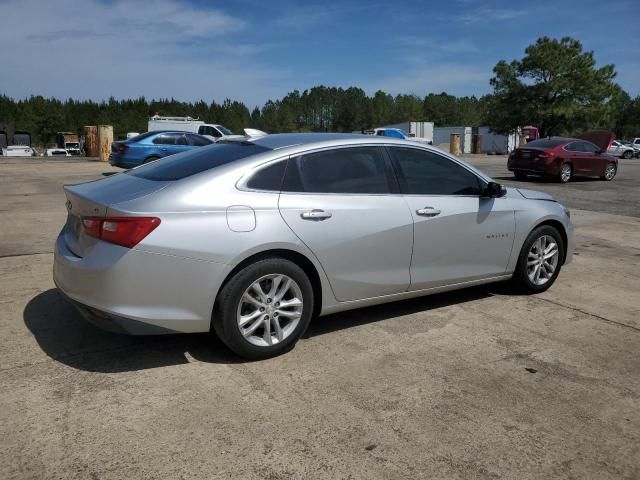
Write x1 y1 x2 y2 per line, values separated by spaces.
601 162 617 181
622 150 633 159
213 257 314 360
513 225 564 293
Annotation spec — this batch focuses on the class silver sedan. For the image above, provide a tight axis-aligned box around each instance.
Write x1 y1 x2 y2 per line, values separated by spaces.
54 134 574 359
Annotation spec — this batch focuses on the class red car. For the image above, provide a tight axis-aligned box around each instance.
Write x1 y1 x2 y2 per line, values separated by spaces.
508 131 618 183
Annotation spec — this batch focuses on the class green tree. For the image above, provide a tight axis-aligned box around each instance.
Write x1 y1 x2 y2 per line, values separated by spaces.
487 36 618 137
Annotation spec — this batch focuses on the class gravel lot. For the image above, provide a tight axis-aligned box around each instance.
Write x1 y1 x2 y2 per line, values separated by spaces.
1 155 639 479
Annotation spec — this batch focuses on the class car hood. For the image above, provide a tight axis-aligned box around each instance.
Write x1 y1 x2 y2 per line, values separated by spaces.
516 188 555 201
577 129 615 151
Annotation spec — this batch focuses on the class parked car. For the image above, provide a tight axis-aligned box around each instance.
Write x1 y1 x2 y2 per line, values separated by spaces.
54 133 574 359
608 140 636 159
109 131 213 168
621 139 640 158
1 145 36 157
372 128 433 144
46 148 70 157
508 131 617 183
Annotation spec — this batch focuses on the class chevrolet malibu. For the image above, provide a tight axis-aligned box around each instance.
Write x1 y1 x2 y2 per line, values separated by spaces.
54 134 574 359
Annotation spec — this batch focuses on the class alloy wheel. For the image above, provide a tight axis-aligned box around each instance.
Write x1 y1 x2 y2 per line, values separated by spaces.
560 164 572 183
236 274 304 347
527 235 559 286
604 163 616 180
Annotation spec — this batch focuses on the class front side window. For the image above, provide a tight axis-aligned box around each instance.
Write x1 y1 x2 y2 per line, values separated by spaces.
580 141 599 153
282 146 392 194
389 147 482 196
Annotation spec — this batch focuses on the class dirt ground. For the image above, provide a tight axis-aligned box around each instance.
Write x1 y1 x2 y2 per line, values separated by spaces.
1 156 638 479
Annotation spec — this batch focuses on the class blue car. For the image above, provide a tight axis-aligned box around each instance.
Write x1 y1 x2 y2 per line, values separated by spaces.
109 131 213 168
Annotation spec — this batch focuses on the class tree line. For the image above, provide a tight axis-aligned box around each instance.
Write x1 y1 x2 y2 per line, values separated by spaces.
0 37 638 146
0 90 488 145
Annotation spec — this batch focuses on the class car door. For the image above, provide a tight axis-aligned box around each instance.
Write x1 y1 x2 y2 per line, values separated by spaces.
577 141 604 175
387 146 515 290
278 145 413 302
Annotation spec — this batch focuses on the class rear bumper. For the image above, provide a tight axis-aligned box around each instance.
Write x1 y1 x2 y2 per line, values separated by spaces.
108 155 140 169
53 232 227 335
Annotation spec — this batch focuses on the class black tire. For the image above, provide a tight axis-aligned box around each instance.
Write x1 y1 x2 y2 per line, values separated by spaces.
600 162 617 181
514 171 527 180
558 163 572 183
213 257 314 360
512 225 565 293
144 156 160 164
622 150 633 159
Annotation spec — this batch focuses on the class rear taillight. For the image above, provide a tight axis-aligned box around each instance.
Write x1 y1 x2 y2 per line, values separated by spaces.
82 216 160 248
116 143 129 153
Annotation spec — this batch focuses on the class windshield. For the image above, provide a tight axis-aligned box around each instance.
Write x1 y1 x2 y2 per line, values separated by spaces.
126 143 270 181
524 138 567 148
217 125 234 135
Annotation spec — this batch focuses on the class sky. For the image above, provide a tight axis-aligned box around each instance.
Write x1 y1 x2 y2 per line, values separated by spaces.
0 0 638 107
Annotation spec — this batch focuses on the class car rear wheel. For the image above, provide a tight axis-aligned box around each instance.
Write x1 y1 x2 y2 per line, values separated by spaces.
513 225 564 293
213 258 314 360
514 171 527 180
622 150 633 159
601 162 617 181
559 163 572 183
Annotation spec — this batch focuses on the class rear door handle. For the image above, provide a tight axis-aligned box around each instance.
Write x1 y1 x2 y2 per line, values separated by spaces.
416 207 441 217
301 209 332 221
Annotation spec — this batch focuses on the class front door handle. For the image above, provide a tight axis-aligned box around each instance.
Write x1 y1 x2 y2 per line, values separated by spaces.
416 207 441 217
301 209 332 221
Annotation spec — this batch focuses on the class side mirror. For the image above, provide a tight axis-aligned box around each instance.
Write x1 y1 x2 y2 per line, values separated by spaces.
483 181 506 198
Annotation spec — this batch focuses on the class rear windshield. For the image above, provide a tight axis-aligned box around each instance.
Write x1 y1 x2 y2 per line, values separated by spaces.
524 138 567 148
126 143 270 181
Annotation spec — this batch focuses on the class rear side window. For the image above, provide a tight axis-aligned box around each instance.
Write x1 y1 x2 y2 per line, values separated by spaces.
127 143 270 181
282 147 392 194
389 147 482 196
153 134 177 145
246 160 287 191
565 142 579 152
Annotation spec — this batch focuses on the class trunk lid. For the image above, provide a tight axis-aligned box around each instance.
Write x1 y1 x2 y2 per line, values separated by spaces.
62 173 170 257
577 129 615 151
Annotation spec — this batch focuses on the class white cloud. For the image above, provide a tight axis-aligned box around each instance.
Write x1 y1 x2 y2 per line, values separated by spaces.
459 7 528 24
365 63 491 97
0 0 287 106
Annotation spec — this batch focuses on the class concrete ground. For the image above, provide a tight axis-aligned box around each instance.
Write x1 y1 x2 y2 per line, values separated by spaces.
1 156 639 479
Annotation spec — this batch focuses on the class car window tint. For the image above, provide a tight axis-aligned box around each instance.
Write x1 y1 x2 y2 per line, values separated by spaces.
565 142 579 152
580 141 599 153
127 143 270 181
526 138 567 148
153 134 176 145
176 134 188 146
389 147 482 196
187 134 212 146
246 160 287 191
282 147 391 194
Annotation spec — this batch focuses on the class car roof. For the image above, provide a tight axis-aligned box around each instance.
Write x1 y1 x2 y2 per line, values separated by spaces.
248 132 398 150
